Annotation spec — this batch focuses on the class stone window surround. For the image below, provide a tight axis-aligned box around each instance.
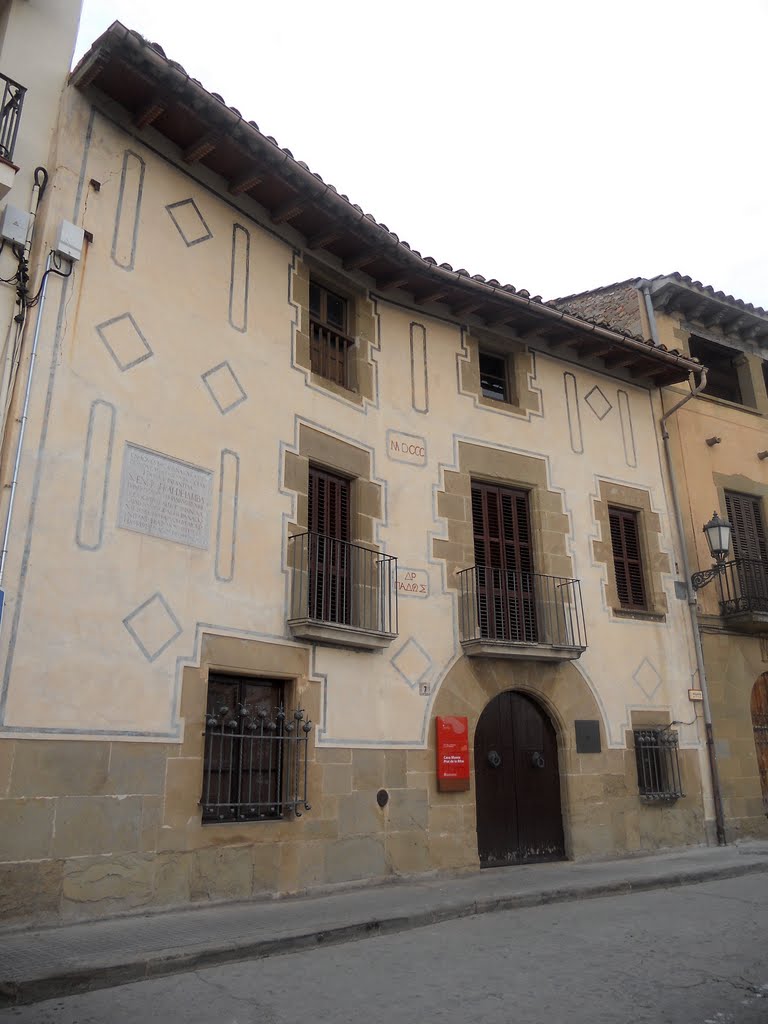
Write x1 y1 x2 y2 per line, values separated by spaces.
284 424 382 547
292 254 377 406
432 442 573 587
458 327 541 418
592 480 669 621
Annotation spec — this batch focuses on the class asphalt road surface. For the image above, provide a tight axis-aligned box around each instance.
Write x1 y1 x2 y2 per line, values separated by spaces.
2 873 767 1024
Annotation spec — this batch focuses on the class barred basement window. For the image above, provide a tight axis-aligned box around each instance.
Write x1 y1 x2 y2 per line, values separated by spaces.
201 675 311 823
633 728 684 801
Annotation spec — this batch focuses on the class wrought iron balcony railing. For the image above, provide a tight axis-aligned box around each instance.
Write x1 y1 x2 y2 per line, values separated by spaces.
715 558 768 617
287 531 398 641
0 74 25 163
458 565 587 656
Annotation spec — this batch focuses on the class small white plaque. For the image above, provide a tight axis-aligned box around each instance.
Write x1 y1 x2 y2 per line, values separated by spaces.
394 568 429 598
386 430 427 466
688 688 704 702
118 444 213 550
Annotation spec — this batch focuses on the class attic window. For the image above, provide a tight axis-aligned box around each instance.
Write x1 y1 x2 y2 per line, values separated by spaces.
688 335 743 405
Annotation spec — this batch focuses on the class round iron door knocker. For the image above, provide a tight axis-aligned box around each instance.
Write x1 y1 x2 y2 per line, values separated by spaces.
487 749 502 768
531 751 545 769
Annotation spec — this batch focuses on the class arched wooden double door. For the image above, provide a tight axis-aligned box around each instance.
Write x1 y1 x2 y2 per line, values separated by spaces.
751 674 768 813
474 690 564 866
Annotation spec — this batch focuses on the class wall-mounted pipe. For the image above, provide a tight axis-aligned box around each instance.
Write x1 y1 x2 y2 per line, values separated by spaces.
657 331 727 845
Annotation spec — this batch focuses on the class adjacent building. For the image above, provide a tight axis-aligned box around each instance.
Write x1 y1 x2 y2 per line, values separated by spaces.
0 16 732 924
556 275 768 842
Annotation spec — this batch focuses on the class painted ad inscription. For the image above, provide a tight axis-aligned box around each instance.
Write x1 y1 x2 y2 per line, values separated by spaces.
118 444 213 549
395 567 429 597
386 429 427 466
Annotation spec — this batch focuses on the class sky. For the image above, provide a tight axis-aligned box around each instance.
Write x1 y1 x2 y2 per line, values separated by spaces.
73 0 768 307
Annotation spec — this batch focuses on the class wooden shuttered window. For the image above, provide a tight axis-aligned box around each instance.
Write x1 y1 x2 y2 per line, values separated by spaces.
608 506 646 610
309 281 351 388
308 466 351 624
471 482 536 642
724 491 768 562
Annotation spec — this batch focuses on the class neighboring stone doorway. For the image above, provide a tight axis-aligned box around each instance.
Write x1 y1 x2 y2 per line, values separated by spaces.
473 690 565 866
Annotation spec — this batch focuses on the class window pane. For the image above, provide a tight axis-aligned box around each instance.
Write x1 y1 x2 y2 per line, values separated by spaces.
309 282 322 317
325 292 346 330
479 352 508 402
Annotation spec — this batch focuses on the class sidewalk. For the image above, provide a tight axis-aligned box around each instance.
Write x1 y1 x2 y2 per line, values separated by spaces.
2 841 768 1008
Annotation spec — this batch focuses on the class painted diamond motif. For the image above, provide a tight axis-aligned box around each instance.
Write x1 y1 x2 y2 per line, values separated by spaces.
584 385 613 421
201 361 247 415
633 657 662 700
96 313 153 372
165 198 213 246
123 592 182 662
392 637 432 690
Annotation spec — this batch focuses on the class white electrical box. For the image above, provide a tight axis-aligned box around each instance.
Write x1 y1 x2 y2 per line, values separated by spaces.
0 204 30 246
54 220 84 262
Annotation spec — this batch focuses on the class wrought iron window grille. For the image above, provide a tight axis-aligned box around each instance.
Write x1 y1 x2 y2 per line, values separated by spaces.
201 699 312 823
0 74 25 163
633 727 684 802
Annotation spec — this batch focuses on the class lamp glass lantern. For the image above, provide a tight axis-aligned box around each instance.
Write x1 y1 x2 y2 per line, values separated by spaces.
702 512 732 564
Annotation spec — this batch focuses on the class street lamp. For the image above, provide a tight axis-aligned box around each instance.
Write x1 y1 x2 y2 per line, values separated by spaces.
691 512 732 590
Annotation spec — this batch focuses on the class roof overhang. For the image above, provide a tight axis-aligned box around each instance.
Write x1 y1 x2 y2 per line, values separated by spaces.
71 23 702 387
646 275 768 346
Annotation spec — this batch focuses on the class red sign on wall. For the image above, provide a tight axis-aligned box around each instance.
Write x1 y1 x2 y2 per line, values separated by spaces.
436 715 470 792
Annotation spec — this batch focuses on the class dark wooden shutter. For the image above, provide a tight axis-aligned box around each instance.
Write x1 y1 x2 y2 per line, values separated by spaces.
308 467 350 624
608 507 646 609
724 491 767 562
471 482 536 642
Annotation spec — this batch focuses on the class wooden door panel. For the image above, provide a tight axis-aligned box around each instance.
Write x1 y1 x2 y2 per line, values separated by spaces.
751 674 768 813
474 691 564 867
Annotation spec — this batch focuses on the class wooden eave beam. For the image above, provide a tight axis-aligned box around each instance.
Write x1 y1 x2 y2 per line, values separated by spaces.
343 249 384 272
376 271 412 290
228 170 264 196
451 301 484 318
631 361 671 380
414 287 450 305
135 94 166 129
271 197 309 224
183 131 221 164
603 349 645 369
306 229 342 250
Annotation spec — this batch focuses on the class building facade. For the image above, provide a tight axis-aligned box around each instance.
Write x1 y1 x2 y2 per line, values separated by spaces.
0 21 720 924
557 275 768 843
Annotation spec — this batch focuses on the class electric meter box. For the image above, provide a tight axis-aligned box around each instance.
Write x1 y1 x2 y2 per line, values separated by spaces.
0 204 30 246
54 220 84 261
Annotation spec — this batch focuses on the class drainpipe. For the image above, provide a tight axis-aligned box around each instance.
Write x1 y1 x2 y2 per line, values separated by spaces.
0 253 51 590
648 283 727 846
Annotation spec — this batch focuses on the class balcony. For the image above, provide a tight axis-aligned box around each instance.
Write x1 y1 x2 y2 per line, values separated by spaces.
0 74 24 200
458 565 587 661
287 531 398 651
715 558 768 633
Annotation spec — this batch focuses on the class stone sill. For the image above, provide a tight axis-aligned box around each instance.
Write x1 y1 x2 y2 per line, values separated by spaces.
461 639 585 662
612 608 666 623
288 618 396 651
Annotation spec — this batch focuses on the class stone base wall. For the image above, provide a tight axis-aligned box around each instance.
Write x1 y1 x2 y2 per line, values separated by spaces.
701 630 768 841
0 635 711 927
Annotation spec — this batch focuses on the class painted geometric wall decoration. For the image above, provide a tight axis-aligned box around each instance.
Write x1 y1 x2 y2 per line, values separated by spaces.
391 636 432 690
563 372 584 454
123 592 182 662
584 384 613 421
111 150 145 271
165 198 213 247
201 361 247 414
96 313 153 371
228 223 250 333
215 449 240 582
409 322 428 413
76 399 116 551
618 390 637 468
633 657 662 700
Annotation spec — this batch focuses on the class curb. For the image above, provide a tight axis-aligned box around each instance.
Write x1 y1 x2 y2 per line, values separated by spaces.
2 858 767 1008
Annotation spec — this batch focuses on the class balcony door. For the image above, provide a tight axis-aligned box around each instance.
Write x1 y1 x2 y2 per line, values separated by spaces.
724 491 768 612
308 466 350 624
471 482 536 643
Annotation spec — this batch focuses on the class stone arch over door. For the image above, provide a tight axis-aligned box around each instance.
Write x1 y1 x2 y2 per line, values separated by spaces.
431 656 616 861
751 673 768 813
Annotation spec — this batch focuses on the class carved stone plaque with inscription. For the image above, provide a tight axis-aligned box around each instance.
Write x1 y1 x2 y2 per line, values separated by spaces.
118 444 213 549
386 430 427 466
